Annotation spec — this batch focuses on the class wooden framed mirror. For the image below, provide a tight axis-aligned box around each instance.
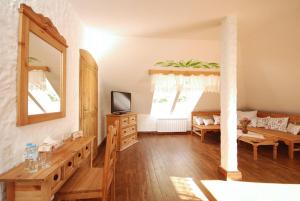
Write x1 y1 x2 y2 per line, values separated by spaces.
17 4 68 126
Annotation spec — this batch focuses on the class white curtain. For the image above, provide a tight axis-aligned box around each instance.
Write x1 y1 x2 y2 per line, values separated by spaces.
151 74 220 93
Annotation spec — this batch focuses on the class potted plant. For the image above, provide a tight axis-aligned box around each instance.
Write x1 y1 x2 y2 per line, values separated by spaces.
240 118 251 134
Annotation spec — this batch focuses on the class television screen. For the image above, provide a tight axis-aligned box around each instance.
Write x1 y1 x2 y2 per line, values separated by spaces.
111 91 131 114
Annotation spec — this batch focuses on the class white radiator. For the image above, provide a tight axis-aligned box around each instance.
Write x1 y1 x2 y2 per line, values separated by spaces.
156 118 187 132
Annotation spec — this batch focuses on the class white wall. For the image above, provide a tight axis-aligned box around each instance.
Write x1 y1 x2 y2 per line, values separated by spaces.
99 36 220 131
241 7 300 113
0 1 84 200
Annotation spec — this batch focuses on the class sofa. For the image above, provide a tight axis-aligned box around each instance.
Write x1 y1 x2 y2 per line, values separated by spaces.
191 110 300 159
191 111 221 142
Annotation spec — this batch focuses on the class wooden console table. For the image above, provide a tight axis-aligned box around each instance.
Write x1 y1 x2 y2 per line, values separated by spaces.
0 136 94 201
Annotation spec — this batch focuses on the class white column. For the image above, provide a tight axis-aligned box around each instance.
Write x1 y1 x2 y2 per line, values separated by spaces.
220 16 238 172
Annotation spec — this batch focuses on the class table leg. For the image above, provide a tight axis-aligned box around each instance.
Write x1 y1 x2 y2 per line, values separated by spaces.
6 182 15 201
289 143 294 160
41 181 51 201
253 145 258 160
90 141 94 167
273 143 278 160
201 130 205 143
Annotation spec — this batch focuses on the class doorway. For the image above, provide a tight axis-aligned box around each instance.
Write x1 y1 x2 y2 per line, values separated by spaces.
79 49 98 158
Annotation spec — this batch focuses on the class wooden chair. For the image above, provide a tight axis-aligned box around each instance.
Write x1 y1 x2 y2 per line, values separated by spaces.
55 120 119 201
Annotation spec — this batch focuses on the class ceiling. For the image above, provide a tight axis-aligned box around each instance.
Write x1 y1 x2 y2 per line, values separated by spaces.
69 0 300 40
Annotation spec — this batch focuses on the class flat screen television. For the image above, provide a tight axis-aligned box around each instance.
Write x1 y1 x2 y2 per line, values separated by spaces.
111 91 131 114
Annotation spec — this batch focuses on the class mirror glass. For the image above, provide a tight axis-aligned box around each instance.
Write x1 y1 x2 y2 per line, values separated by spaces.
28 32 62 115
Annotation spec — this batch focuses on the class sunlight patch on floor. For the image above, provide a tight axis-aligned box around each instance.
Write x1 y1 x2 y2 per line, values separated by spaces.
170 176 209 201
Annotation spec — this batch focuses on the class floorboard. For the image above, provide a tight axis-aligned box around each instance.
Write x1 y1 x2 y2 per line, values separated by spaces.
94 133 300 201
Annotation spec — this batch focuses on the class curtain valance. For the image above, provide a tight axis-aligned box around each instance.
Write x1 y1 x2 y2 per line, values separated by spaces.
151 74 220 93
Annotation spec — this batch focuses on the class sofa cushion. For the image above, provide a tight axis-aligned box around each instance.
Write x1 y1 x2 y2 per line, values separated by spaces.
257 117 270 128
193 116 204 125
287 123 300 135
237 111 257 127
213 115 221 125
203 118 214 126
266 117 289 132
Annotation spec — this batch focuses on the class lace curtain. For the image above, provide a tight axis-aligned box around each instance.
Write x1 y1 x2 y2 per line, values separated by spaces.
151 74 220 93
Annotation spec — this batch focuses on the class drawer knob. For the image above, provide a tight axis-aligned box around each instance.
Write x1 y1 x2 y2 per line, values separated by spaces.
78 153 82 157
53 174 59 181
86 146 89 150
68 161 72 167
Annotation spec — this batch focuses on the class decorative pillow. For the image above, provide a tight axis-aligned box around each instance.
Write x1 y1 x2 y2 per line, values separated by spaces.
194 117 204 125
203 118 214 126
287 123 300 135
257 117 270 128
266 117 289 132
237 111 257 127
248 117 257 127
213 115 221 125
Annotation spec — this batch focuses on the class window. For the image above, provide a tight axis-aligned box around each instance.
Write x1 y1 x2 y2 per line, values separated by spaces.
151 89 203 118
151 90 177 118
150 73 219 118
28 78 60 115
172 90 203 117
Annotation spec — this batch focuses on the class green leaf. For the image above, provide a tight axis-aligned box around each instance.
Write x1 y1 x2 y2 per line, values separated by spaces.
186 60 192 66
179 61 185 67
154 62 163 66
190 62 201 66
154 59 220 69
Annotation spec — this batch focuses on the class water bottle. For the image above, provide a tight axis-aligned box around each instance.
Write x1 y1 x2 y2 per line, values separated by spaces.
33 144 39 172
28 144 39 173
28 144 34 173
24 143 32 171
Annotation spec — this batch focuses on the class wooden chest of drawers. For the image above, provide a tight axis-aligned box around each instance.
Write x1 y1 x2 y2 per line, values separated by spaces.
106 113 138 151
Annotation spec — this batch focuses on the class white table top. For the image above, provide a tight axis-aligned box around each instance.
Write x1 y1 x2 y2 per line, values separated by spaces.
199 180 300 201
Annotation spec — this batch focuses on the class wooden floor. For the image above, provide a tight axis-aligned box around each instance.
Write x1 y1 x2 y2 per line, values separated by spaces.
94 133 300 201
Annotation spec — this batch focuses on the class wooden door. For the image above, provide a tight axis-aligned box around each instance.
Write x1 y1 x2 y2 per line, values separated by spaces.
79 49 98 158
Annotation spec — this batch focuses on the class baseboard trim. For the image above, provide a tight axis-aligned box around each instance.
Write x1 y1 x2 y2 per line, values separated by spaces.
218 166 242 181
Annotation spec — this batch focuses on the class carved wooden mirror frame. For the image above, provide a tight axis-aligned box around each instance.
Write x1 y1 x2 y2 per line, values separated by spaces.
17 4 68 126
